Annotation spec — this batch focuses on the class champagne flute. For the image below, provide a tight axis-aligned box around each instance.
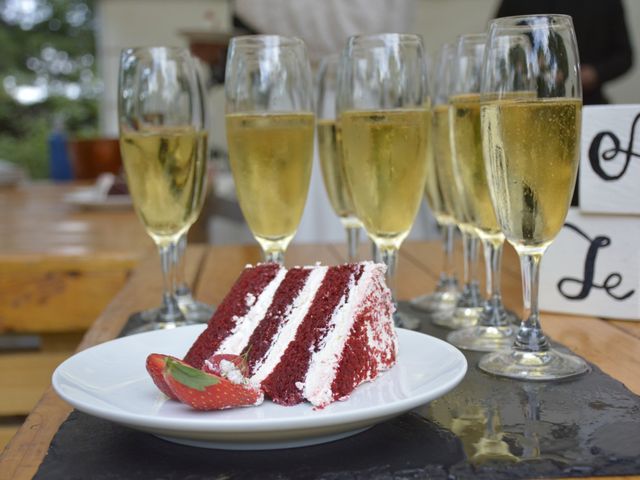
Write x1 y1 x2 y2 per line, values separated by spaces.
118 47 208 332
174 109 212 323
339 33 430 330
411 51 461 314
446 33 518 351
337 48 376 264
126 133 212 325
429 42 484 330
479 15 590 379
316 54 363 262
225 35 315 265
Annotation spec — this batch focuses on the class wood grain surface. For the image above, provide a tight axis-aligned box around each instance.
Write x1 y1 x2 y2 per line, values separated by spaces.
0 241 638 480
0 182 152 332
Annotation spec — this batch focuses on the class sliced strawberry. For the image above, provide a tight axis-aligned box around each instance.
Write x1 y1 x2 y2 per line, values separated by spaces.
163 357 263 410
146 353 179 400
202 353 248 379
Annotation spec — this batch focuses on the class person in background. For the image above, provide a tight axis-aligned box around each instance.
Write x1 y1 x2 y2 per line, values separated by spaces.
495 0 634 104
233 0 414 65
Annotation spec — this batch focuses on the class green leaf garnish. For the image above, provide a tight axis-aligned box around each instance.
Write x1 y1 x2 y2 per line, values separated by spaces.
165 358 219 391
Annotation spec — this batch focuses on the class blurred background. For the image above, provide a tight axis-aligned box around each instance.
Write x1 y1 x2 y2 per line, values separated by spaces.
1 0 637 245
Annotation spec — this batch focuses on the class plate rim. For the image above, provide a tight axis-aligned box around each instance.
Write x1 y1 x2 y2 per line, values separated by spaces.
52 326 467 434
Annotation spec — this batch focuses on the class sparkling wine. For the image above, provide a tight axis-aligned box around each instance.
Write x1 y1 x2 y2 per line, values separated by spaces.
317 119 360 228
425 119 451 225
449 94 501 240
341 108 429 250
120 127 207 244
481 98 581 250
226 112 314 253
432 104 470 228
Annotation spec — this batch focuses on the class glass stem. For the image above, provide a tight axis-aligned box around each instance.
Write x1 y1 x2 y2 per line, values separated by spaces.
264 249 284 265
515 252 549 352
159 243 184 322
380 247 398 305
442 222 456 285
461 230 471 286
468 233 481 290
346 226 360 263
174 233 190 296
459 228 482 308
481 238 508 326
380 245 415 329
371 240 380 263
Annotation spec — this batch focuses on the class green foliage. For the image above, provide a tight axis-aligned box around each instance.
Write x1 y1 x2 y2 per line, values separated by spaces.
0 0 98 179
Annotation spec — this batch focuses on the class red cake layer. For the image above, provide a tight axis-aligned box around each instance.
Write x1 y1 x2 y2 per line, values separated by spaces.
330 270 395 403
183 263 281 368
244 267 311 375
260 264 362 406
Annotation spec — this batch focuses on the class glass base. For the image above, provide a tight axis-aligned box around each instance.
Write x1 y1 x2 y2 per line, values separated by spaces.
177 297 215 323
478 348 591 381
126 310 203 335
410 290 459 313
494 306 520 326
505 309 520 325
393 309 420 331
128 307 177 323
447 325 517 352
479 300 519 327
458 281 484 310
431 306 481 330
175 285 215 323
134 299 216 325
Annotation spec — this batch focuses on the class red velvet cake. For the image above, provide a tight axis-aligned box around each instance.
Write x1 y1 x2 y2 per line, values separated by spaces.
183 261 397 408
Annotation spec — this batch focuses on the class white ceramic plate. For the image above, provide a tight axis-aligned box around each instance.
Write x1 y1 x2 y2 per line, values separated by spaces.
63 188 132 209
52 326 467 450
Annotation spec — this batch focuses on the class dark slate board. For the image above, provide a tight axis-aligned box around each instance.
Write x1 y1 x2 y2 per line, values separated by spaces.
35 302 640 479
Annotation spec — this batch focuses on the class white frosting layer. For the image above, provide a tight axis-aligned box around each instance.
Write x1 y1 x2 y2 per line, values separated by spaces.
221 359 243 384
302 262 388 407
216 267 286 354
251 266 328 384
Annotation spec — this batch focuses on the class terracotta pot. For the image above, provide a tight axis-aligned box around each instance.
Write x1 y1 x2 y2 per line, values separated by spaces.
68 138 122 180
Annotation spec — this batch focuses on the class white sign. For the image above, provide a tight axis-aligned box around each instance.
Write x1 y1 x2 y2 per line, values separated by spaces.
579 105 640 215
540 208 640 320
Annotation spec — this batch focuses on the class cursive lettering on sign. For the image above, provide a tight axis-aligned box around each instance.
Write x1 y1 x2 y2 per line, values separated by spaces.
557 223 635 301
588 112 640 181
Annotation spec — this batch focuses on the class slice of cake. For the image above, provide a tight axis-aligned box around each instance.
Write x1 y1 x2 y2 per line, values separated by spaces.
183 261 397 408
183 263 286 367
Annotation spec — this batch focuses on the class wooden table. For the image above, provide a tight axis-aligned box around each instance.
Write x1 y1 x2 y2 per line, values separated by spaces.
0 181 153 333
1 241 639 480
0 182 153 448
